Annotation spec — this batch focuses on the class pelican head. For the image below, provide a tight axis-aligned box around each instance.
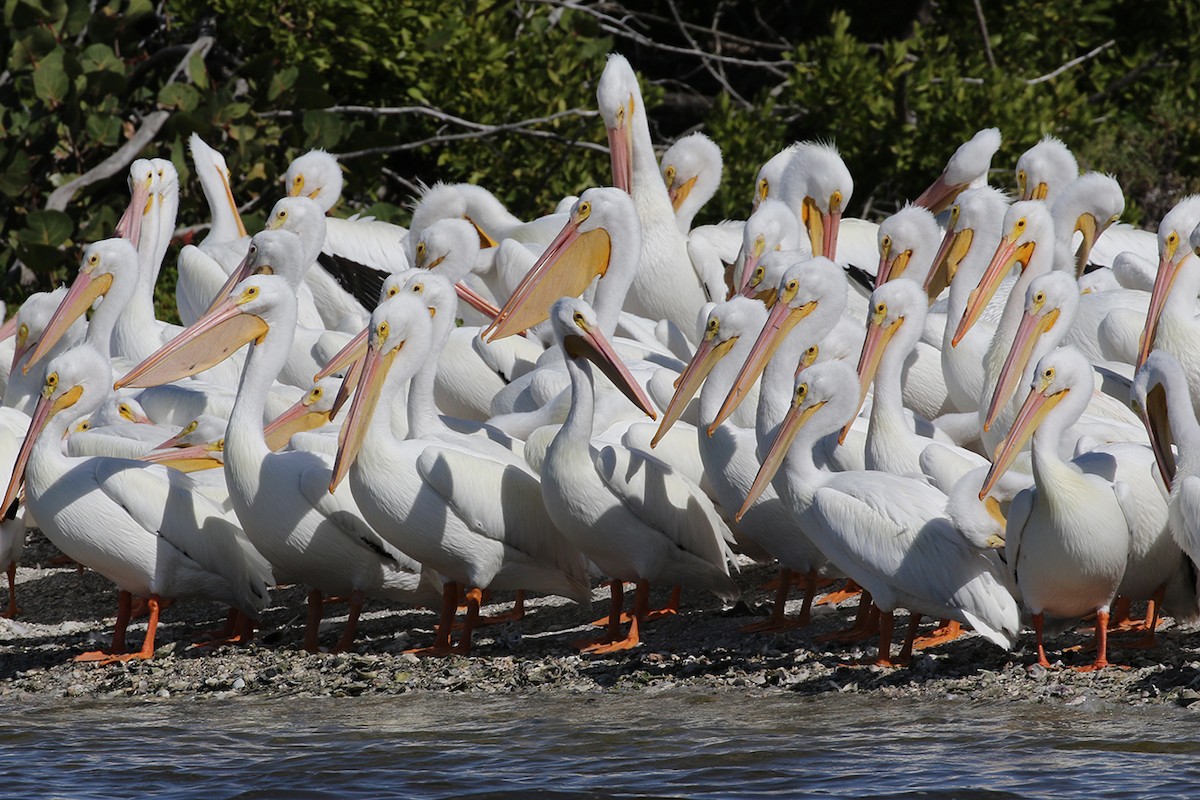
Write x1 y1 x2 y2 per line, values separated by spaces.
117 274 294 390
484 187 636 341
753 143 799 211
285 149 342 212
262 377 342 452
1051 172 1124 277
923 186 1009 305
204 228 307 317
953 200 1052 346
661 132 722 216
1015 136 1078 202
848 278 928 441
411 218 478 279
23 238 140 373
597 53 643 193
551 297 656 420
654 296 764 446
875 205 940 286
1137 195 1200 367
739 360 858 519
914 127 1001 214
983 271 1078 431
188 133 247 239
3 347 112 515
737 199 806 294
8 287 87 380
114 158 156 247
1131 350 1185 489
330 293 437 491
980 346 1093 498
141 414 228 472
711 256 846 433
780 142 853 261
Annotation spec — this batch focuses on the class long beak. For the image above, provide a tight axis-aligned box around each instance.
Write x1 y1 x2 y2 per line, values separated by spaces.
953 235 1034 346
565 325 657 419
738 239 766 293
24 270 114 374
115 178 151 248
1142 383 1176 488
979 386 1066 498
0 315 17 343
1137 248 1186 368
607 104 634 193
806 203 842 262
316 327 368 381
2 387 74 517
483 219 611 341
844 317 900 442
738 398 826 520
463 215 499 249
709 298 815 434
924 227 972 305
264 399 332 452
652 335 735 447
1073 213 1101 278
330 340 398 491
913 172 963 216
139 443 223 472
669 175 698 213
983 307 1059 431
10 331 32 376
876 249 912 287
455 281 501 320
219 169 248 239
330 357 363 418
203 248 256 318
116 295 267 389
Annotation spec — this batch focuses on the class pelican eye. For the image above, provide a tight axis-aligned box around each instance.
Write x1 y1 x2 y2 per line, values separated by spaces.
76 420 91 432
1034 291 1045 304
804 345 819 365
415 242 426 259
1167 232 1179 247
786 280 798 293
1044 367 1055 381
795 383 808 403
664 165 676 184
876 302 886 314
754 266 765 281
276 210 287 222
118 403 133 420
1108 214 1120 225
572 311 586 328
576 201 592 221
949 206 960 226
87 253 99 267
17 324 28 344
377 321 390 340
1015 218 1027 232
309 387 323 403
386 285 399 298
829 190 843 210
705 318 720 340
183 420 198 435
881 235 892 251
243 285 259 300
411 283 424 295
758 178 769 198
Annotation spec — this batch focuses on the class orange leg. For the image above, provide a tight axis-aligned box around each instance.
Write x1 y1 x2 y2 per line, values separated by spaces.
897 613 921 664
580 580 646 654
913 619 964 650
1123 586 1166 648
1073 608 1119 671
194 608 238 644
1107 596 1137 631
815 578 861 607
1031 612 1051 668
2 560 19 619
815 590 878 644
304 588 325 653
75 590 133 662
331 589 366 654
742 567 811 633
868 610 897 666
473 589 526 627
450 587 484 656
100 595 161 664
577 580 626 649
408 582 462 656
645 585 681 621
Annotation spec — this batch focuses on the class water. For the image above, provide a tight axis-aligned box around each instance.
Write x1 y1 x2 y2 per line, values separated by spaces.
1 691 1196 799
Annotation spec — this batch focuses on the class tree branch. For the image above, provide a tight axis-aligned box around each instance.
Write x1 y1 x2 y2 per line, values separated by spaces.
1026 39 1116 85
45 110 170 212
972 0 996 69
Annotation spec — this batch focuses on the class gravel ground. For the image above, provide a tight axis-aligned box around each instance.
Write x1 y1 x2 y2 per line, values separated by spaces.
5 529 1200 709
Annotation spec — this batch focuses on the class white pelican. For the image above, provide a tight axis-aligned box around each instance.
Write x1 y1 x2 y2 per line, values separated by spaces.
597 53 706 338
116 274 439 653
752 143 799 210
742 361 1020 665
329 292 590 655
2 347 272 662
4 288 87 415
540 297 738 652
980 347 1133 670
873 205 942 287
734 198 808 294
779 141 851 263
653 296 829 630
913 127 1001 214
1051 171 1124 278
0 419 23 617
1015 135 1078 202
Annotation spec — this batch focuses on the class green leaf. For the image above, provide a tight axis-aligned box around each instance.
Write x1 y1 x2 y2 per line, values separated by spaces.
19 210 73 247
188 51 209 91
158 82 200 112
302 110 344 149
85 113 121 146
32 47 69 105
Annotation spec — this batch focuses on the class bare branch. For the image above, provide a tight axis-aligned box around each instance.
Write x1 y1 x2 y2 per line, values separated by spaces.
972 0 997 69
1026 39 1116 85
45 111 170 212
166 35 214 85
664 0 752 110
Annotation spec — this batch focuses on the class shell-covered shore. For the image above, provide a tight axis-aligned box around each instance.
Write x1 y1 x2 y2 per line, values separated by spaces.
4 530 1200 710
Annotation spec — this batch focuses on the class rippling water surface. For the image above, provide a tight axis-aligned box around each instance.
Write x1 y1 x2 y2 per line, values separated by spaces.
2 691 1196 799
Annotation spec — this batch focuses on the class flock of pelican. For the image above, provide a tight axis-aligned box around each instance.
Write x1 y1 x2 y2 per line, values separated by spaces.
3 53 1199 672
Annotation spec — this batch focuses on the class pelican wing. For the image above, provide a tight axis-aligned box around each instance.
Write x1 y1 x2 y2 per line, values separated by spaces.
1004 487 1034 585
91 459 270 610
1175 476 1200 564
415 445 586 579
593 444 735 568
296 460 418 572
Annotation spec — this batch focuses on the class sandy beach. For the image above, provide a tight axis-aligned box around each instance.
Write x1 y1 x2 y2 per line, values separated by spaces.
4 529 1200 709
